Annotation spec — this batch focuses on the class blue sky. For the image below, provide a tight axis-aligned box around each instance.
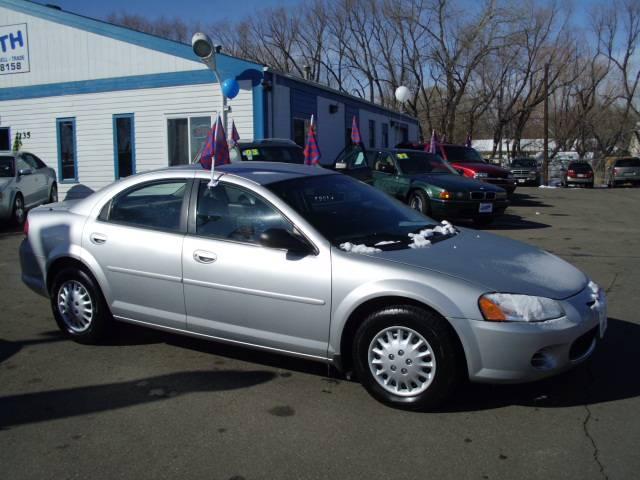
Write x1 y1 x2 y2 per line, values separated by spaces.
35 0 302 24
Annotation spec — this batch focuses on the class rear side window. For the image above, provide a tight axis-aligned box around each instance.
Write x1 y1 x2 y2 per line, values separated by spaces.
106 180 188 232
615 158 640 167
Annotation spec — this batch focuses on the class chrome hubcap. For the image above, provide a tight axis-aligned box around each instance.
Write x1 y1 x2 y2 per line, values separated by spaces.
368 326 436 396
15 199 24 223
57 280 94 333
410 196 423 212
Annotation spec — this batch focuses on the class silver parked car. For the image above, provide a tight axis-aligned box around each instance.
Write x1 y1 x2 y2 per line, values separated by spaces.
0 150 58 225
20 162 607 410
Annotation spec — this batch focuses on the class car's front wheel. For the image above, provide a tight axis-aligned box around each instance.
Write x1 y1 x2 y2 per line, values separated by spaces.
353 305 461 411
50 267 112 344
408 190 430 215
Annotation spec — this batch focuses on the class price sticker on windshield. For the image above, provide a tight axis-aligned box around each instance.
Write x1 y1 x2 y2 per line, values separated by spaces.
396 153 409 159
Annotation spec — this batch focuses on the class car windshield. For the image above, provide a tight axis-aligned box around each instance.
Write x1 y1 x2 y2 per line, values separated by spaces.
395 152 458 175
615 158 640 167
511 159 537 168
267 174 444 249
442 146 485 163
240 145 304 164
0 156 15 177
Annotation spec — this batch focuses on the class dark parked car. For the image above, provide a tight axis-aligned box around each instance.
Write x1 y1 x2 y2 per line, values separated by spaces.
509 157 540 185
562 161 594 188
397 143 517 194
606 157 640 187
229 139 304 164
334 146 508 224
0 150 58 225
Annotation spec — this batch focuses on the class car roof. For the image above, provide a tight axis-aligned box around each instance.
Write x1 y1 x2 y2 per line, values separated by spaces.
237 139 300 147
167 161 337 185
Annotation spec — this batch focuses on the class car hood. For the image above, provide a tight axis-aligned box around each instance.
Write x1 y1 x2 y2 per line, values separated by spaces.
409 173 504 192
369 229 588 299
452 162 510 176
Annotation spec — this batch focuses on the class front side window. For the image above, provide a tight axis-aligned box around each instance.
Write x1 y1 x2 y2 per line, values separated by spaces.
57 118 77 182
107 180 187 232
195 181 292 244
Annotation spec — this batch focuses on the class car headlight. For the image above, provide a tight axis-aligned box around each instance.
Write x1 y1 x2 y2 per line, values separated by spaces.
479 293 565 322
474 172 488 178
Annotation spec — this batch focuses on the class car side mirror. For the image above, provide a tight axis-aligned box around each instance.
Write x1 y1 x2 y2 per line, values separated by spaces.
18 168 33 176
260 228 312 254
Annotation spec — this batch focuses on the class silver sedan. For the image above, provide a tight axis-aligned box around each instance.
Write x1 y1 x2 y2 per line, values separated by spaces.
1 150 58 224
19 162 607 410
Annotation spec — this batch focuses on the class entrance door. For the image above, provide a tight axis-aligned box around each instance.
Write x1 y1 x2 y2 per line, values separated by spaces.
114 114 135 179
0 128 9 150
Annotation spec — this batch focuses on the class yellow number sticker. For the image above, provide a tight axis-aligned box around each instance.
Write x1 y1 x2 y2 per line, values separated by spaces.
397 153 409 159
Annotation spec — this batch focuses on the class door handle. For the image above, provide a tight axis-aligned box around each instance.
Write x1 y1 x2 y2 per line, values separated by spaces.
193 250 217 264
90 233 107 245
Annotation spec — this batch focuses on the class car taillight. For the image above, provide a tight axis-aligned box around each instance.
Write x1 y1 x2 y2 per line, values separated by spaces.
614 167 620 174
586 171 593 177
567 169 575 177
23 218 29 237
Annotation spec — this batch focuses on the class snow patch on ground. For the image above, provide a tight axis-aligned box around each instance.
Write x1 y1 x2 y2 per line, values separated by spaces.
339 242 382 254
538 185 557 189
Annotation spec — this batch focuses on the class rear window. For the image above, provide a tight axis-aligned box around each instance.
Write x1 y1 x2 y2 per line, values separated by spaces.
569 162 592 172
0 156 15 177
615 158 640 167
442 145 485 163
240 146 304 164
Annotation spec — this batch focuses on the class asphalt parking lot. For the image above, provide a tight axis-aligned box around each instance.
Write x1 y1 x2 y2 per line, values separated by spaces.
1 186 639 480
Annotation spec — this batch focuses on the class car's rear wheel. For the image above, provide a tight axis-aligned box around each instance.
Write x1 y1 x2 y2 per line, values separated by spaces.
12 194 25 225
353 305 461 411
48 184 58 203
50 267 112 344
408 190 430 215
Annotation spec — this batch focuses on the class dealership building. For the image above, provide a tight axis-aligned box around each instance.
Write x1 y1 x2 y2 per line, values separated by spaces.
0 0 419 197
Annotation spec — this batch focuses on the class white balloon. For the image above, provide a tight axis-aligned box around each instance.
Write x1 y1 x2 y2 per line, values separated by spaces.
395 85 411 103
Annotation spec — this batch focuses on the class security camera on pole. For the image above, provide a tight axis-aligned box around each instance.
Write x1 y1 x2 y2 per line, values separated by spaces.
191 32 240 135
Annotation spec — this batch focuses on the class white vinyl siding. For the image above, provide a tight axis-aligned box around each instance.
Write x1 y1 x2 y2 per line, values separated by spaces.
0 81 254 197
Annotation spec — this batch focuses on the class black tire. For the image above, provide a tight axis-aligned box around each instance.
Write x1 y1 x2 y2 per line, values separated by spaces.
48 183 58 203
11 194 25 225
353 305 462 411
50 267 112 344
408 190 430 215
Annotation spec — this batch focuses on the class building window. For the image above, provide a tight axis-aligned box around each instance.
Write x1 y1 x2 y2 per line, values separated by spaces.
293 118 310 147
0 128 9 150
382 123 389 148
399 125 409 143
167 116 212 166
56 118 77 182
113 114 135 179
368 120 376 148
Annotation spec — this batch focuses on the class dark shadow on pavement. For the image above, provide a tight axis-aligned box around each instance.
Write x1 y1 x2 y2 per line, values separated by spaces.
509 191 552 208
437 318 639 412
0 369 276 428
0 330 66 364
456 214 550 231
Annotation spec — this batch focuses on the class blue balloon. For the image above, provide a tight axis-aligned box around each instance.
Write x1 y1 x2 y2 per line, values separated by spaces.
222 78 240 99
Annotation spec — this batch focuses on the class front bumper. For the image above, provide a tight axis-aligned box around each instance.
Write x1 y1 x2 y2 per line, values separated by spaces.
20 239 48 297
451 285 606 383
430 198 509 219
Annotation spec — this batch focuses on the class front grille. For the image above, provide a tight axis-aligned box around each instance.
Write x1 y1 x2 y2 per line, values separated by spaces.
512 170 529 175
569 327 597 361
470 191 496 200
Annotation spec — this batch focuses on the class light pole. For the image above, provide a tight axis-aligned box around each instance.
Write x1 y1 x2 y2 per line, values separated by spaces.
191 32 228 134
